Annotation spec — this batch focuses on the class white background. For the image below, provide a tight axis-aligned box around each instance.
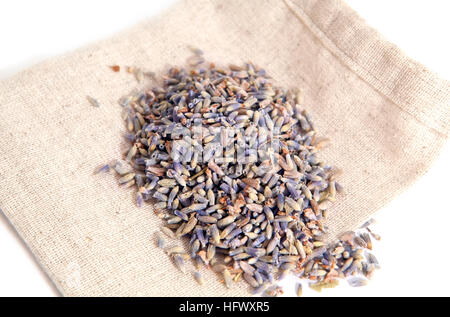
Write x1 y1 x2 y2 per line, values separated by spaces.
0 0 449 296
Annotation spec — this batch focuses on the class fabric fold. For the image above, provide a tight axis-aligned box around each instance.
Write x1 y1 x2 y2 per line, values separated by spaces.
0 0 448 296
286 0 449 136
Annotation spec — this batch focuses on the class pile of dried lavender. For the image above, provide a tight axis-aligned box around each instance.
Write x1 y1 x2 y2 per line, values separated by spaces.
100 49 380 295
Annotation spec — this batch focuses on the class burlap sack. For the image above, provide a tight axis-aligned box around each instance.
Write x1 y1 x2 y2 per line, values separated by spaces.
0 0 448 296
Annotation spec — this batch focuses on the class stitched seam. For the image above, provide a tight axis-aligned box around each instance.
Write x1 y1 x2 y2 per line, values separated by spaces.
283 0 448 138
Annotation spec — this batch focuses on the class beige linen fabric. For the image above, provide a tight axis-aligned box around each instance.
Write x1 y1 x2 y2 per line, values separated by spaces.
0 0 448 296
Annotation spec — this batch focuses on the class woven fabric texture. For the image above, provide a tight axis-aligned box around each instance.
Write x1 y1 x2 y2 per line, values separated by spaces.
0 0 448 296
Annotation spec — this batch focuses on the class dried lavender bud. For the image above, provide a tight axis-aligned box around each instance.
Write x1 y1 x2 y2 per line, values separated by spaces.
108 51 379 295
